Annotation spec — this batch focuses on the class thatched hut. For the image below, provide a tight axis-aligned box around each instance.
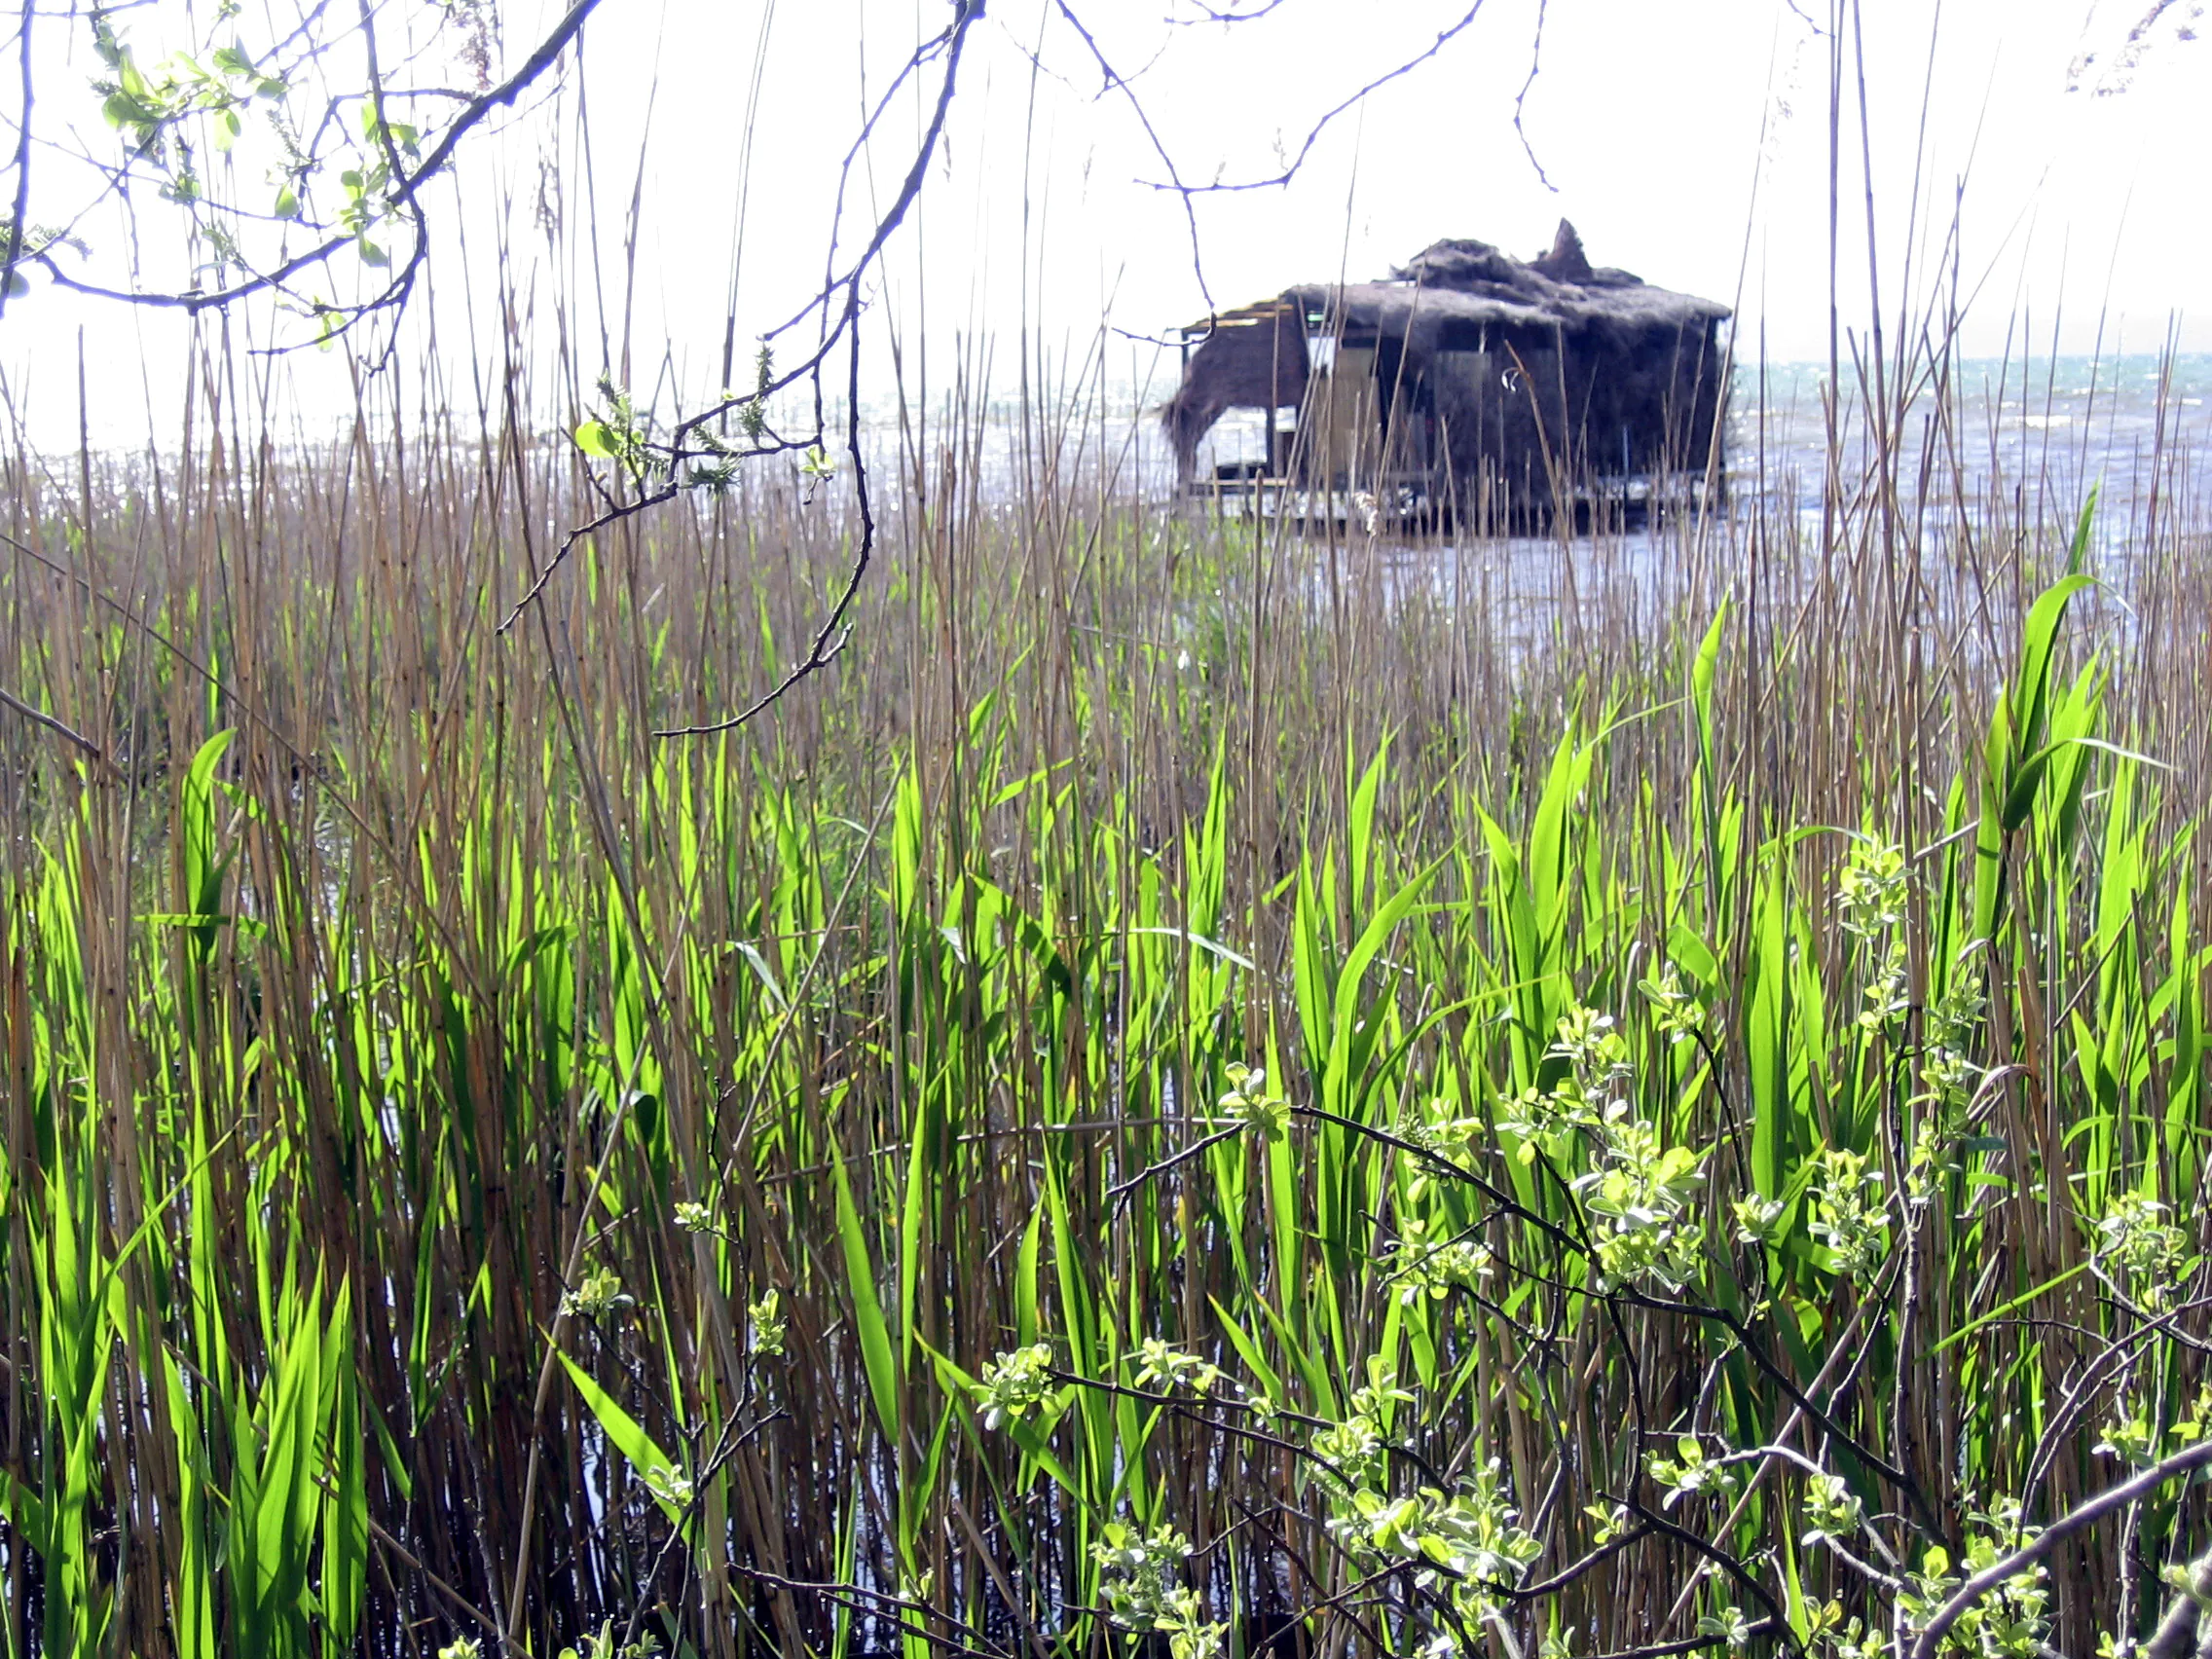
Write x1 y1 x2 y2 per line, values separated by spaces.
1161 221 1729 514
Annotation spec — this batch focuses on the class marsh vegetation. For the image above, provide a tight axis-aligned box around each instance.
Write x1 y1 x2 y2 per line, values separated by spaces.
3 319 2210 1659
2 4 2211 1659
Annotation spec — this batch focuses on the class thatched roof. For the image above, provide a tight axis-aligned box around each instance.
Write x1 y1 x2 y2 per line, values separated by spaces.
1281 222 1729 350
1182 222 1728 350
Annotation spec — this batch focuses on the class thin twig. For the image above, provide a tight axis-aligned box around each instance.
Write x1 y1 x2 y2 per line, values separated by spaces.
0 682 116 776
1909 1441 2212 1659
37 0 605 314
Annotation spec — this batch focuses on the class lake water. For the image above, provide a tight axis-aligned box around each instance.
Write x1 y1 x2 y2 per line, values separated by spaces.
1068 354 2207 651
1172 353 2211 535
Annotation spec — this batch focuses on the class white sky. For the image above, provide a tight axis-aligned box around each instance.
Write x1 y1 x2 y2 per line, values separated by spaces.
6 0 2207 446
588 0 2210 376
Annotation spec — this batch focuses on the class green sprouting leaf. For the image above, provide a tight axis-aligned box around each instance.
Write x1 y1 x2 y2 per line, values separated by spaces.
832 1154 901 1440
211 108 241 152
2067 483 2099 576
1015 1205 1044 1349
555 1352 684 1524
2011 574 2095 753
2001 740 2069 834
1691 596 1728 765
574 421 617 460
730 940 787 1012
103 91 158 131
355 237 388 269
274 185 299 219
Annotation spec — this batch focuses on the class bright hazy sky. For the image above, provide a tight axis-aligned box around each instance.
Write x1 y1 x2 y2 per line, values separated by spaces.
7 0 2207 444
591 0 2210 374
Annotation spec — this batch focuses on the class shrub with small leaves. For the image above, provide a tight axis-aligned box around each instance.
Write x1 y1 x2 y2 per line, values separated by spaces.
974 1344 1054 1428
1839 840 1909 939
1092 1521 1195 1632
2097 1385 2212 1468
557 1624 663 1659
1697 1605 1755 1651
1585 1501 1630 1544
1904 953 1990 1197
737 344 774 440
1732 1194 1785 1243
1550 1005 1634 1098
560 1267 634 1320
573 378 655 476
2179 1386 2212 1447
1397 1093 1486 1172
1329 1461 1542 1649
1647 1437 1742 1510
1310 1413 1386 1494
1346 1464 1542 1593
2095 1190 2188 1308
1385 1219 1495 1305
1496 1084 1579 1163
1571 1109 1708 1292
1218 1061 1290 1141
1824 1611 1890 1659
1501 1019 1609 1158
1160 1587 1229 1659
1914 1043 1979 1123
748 1289 787 1356
1808 1147 1891 1283
1346 1361 1415 1424
1309 1361 1413 1496
1507 1005 1713 1290
1920 964 1987 1102
1839 840 1911 1032
1640 963 1707 1040
1133 1338 1224 1397
2094 1406 2159 1467
1900 1503 2049 1659
1801 1472 1864 1545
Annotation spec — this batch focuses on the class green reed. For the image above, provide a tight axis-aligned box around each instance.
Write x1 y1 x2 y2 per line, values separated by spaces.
0 344 2208 1659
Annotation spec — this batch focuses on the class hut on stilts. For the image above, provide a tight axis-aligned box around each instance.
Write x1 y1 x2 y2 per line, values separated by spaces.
1161 221 1730 525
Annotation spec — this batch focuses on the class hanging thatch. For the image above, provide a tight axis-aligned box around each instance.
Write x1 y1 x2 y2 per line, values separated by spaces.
1158 297 1310 470
1162 221 1731 506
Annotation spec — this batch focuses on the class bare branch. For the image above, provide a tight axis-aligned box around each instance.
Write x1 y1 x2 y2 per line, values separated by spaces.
1134 3 1490 196
1048 3 1215 314
506 3 987 661
38 0 603 315
1513 0 1555 190
0 682 117 776
1909 1440 2212 1659
1166 0 1291 20
651 294 880 737
0 0 33 319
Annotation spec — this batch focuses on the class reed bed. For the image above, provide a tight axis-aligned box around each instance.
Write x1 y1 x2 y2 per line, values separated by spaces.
1 332 2209 1659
